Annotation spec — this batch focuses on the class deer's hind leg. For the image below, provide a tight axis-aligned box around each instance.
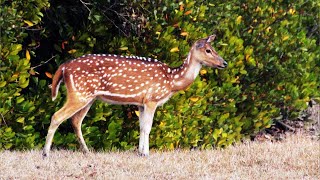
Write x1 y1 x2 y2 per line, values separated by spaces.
70 101 94 153
42 96 93 157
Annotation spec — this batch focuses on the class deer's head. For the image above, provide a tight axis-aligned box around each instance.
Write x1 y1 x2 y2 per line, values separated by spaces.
193 35 227 69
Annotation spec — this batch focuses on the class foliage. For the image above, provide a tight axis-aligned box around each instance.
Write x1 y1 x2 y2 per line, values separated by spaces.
0 0 319 150
0 0 50 149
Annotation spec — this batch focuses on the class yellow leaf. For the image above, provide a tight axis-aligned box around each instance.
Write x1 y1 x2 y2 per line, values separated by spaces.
190 96 199 102
179 4 184 11
255 6 261 12
180 32 188 36
29 69 36 76
156 31 161 35
119 47 128 51
236 16 242 25
159 121 165 127
282 35 289 41
284 95 291 100
266 26 272 32
135 110 140 117
255 122 262 128
68 49 77 54
184 10 192 15
288 8 295 15
230 76 240 83
169 143 174 150
10 72 19 81
45 72 53 79
245 54 250 60
200 69 207 75
170 47 179 53
26 50 31 61
24 20 34 27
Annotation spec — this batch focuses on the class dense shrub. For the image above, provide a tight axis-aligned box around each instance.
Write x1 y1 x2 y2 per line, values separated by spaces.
0 0 319 150
0 0 50 149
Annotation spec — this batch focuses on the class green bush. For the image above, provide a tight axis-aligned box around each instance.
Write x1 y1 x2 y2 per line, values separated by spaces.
0 0 319 151
0 0 50 149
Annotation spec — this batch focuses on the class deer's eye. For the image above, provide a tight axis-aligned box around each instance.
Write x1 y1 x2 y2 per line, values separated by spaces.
205 49 211 53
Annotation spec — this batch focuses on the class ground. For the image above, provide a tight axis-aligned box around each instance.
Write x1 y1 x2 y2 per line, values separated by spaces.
0 103 319 179
0 133 319 179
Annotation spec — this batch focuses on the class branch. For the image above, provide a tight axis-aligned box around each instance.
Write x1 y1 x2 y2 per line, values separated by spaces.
102 13 129 37
31 55 57 69
274 119 295 132
0 113 7 127
79 0 92 16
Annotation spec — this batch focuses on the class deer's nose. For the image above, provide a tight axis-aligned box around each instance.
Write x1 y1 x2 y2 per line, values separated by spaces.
223 61 228 67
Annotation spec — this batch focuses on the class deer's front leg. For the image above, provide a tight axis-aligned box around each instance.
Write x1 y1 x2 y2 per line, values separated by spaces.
138 102 157 156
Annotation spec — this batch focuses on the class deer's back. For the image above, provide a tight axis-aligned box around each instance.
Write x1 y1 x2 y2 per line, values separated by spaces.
61 54 174 104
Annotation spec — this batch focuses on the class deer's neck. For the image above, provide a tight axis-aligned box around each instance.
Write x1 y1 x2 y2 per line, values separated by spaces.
171 51 202 91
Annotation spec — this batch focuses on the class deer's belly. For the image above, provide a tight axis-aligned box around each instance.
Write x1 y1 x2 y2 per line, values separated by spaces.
97 92 143 106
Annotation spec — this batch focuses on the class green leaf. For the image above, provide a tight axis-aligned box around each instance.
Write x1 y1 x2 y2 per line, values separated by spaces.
16 97 25 104
10 44 22 55
0 81 7 87
17 117 25 123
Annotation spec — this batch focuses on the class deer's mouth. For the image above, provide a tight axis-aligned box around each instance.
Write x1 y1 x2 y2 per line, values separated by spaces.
201 61 227 69
216 60 228 69
216 65 226 69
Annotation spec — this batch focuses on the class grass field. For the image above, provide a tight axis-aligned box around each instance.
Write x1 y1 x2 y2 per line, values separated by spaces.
0 133 319 179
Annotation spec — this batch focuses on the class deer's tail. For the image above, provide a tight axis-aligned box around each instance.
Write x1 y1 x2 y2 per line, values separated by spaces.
51 65 64 101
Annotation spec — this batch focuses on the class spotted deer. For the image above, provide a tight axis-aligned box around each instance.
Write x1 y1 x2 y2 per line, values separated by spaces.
43 35 227 157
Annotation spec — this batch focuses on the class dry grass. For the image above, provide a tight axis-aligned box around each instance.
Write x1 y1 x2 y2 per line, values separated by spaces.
1 133 319 179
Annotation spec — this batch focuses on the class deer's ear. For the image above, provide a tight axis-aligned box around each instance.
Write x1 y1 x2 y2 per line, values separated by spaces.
196 42 205 49
206 35 216 43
